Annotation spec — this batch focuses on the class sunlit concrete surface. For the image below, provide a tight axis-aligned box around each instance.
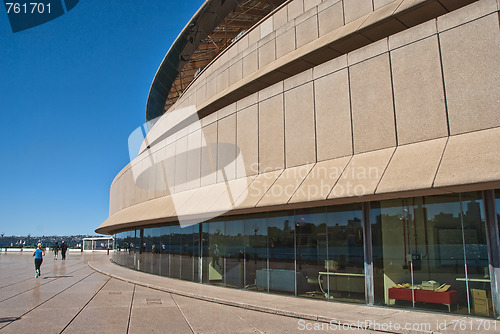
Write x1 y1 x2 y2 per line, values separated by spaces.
0 252 382 334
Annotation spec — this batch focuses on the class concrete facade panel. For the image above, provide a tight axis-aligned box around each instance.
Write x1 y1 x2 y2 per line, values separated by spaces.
284 82 316 167
440 14 500 135
276 28 296 59
314 68 353 161
237 105 259 178
217 114 237 183
391 36 448 144
343 0 373 23
259 95 285 172
296 15 319 48
318 1 344 37
350 54 396 153
201 123 218 187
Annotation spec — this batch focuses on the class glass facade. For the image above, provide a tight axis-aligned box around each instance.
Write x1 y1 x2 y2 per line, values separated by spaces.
113 191 499 317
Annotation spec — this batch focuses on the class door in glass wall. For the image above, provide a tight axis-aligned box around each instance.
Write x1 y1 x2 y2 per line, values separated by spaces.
244 213 267 291
267 210 296 295
224 217 245 288
207 220 225 285
325 204 365 303
372 193 490 316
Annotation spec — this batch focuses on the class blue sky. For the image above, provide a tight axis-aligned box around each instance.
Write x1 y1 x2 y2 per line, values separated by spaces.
0 0 203 236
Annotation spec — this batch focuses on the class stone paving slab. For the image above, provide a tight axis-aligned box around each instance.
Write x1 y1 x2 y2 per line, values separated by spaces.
89 255 500 334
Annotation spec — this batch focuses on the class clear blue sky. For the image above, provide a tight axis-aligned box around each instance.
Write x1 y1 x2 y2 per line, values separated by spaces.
0 0 203 236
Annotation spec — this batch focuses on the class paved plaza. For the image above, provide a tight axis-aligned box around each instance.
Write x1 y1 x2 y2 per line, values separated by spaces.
0 252 498 334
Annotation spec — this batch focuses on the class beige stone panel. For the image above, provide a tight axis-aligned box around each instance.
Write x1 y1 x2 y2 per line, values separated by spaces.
329 147 395 199
343 0 373 23
350 54 396 153
391 36 448 145
186 129 202 190
437 0 497 32
242 50 259 77
347 38 388 66
290 156 351 203
237 34 249 54
237 105 259 178
376 137 447 194
153 146 168 197
206 77 216 102
227 43 239 61
284 69 313 91
260 16 274 38
248 27 260 46
201 122 218 186
287 0 304 21
174 135 188 193
175 184 216 217
304 0 321 12
258 81 283 101
164 143 176 195
296 15 319 48
257 163 314 207
440 14 500 135
273 7 288 30
208 176 256 214
284 82 316 167
233 170 283 209
434 127 500 187
276 28 296 59
258 39 276 68
315 68 353 161
236 92 258 110
318 1 344 37
147 154 155 200
217 102 236 119
216 69 229 95
389 19 437 50
201 112 217 127
217 114 237 182
259 95 285 172
374 0 397 9
171 189 198 218
313 54 347 79
228 60 243 87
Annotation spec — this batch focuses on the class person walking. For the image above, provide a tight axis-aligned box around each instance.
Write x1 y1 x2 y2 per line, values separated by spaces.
61 241 68 260
54 242 59 260
33 243 45 278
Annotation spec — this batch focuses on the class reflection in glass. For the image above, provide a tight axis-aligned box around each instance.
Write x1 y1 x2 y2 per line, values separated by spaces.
267 210 296 295
244 214 267 291
325 204 365 303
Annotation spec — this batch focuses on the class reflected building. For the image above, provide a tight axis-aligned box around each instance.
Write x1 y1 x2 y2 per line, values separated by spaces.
98 0 500 319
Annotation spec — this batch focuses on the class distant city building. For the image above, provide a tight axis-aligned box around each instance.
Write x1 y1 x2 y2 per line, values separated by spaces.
97 0 500 319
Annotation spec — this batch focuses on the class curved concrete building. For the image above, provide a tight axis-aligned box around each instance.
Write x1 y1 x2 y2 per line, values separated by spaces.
97 0 500 318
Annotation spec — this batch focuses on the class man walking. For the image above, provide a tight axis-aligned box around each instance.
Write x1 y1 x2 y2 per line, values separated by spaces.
54 242 59 260
61 241 68 260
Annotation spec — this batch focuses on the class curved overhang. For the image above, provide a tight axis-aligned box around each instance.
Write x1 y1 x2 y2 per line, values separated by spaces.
146 0 287 121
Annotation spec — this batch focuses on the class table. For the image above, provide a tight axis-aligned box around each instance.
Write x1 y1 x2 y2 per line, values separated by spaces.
388 287 458 312
318 272 365 298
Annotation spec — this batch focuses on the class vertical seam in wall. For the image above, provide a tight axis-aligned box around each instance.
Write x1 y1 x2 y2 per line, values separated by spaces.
312 80 318 163
436 22 451 137
430 136 449 188
341 0 346 25
387 39 399 146
282 91 287 169
347 66 355 155
373 147 397 193
257 103 260 176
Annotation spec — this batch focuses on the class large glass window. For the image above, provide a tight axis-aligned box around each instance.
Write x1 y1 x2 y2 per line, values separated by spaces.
295 208 326 299
244 213 267 291
325 204 365 303
207 220 225 285
224 217 245 288
371 193 490 315
267 210 295 295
